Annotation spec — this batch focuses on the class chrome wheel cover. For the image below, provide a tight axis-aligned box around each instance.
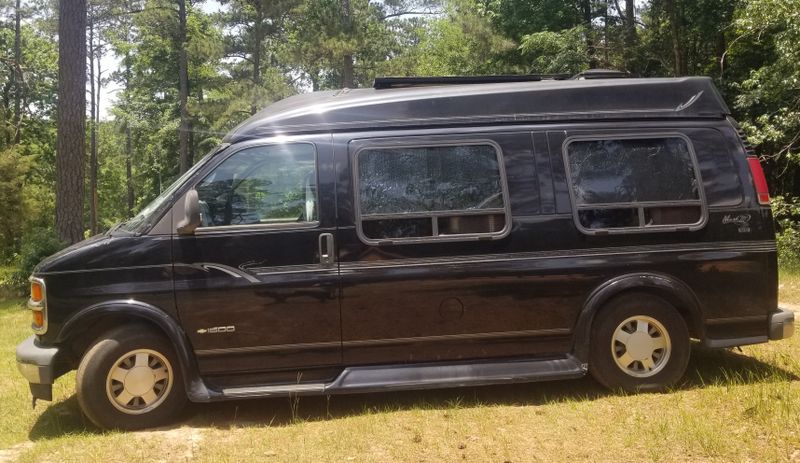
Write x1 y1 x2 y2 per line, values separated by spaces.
105 349 173 415
611 316 671 378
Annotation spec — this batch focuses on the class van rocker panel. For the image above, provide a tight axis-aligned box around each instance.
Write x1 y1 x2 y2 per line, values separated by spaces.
218 355 587 399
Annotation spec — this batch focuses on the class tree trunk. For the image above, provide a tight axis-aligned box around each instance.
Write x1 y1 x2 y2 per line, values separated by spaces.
126 124 133 217
342 55 354 88
12 0 22 144
624 0 636 70
177 0 190 173
94 37 101 231
602 1 609 66
251 1 263 115
56 0 87 244
188 120 194 167
341 0 354 88
88 6 98 235
581 0 598 68
123 5 134 218
716 29 726 78
666 0 687 76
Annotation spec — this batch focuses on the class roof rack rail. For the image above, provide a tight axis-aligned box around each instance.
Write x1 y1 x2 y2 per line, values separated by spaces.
571 69 631 80
373 74 571 89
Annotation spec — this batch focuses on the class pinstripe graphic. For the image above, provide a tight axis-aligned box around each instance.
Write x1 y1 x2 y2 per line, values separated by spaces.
195 328 571 357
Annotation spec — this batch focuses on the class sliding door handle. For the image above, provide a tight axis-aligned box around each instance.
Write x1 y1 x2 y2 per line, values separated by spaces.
318 233 335 267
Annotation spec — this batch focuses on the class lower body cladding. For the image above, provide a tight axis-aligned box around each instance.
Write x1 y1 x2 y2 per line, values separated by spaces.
704 308 795 348
16 309 795 403
770 308 795 340
16 335 69 402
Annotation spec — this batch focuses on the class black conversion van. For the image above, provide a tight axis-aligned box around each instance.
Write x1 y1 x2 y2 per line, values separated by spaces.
17 72 795 430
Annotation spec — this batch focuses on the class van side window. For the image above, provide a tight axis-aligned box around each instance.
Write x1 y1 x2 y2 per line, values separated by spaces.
564 136 705 232
195 143 317 228
355 143 509 242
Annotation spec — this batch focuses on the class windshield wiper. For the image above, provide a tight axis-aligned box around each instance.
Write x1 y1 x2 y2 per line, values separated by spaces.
107 220 136 235
107 221 124 234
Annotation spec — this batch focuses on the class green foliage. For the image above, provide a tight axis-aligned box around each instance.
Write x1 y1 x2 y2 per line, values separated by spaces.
411 0 517 76
0 148 30 260
771 195 800 269
731 0 800 195
8 228 64 292
284 0 399 88
488 0 583 40
6 0 800 279
0 11 58 150
519 27 588 74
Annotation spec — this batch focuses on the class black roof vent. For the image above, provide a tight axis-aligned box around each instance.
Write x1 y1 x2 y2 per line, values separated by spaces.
736 127 757 156
572 69 632 80
373 74 571 89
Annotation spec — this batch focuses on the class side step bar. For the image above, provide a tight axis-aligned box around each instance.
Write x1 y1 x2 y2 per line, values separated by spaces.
220 355 587 399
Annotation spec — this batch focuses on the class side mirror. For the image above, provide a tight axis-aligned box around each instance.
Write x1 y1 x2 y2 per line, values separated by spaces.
177 189 201 235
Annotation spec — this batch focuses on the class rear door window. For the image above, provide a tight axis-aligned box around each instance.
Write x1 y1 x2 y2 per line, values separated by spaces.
564 135 707 233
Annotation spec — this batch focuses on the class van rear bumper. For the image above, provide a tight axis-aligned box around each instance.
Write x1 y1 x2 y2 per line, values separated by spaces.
16 335 68 402
769 308 795 340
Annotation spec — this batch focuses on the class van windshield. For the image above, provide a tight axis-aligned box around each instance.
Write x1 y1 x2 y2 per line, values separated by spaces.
115 145 227 234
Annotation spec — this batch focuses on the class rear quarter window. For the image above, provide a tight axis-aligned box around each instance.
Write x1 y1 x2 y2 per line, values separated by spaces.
682 128 743 207
563 134 708 234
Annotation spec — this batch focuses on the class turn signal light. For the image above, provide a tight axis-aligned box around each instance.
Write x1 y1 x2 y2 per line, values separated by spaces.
30 281 43 303
32 310 44 328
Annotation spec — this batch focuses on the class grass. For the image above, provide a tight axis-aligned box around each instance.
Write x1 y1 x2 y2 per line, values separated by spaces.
0 277 798 462
779 268 800 307
0 266 21 301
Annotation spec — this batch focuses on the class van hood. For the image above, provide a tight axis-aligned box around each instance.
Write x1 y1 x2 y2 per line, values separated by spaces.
33 234 171 275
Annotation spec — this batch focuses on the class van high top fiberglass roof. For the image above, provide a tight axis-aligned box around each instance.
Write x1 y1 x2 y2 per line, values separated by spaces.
224 75 730 143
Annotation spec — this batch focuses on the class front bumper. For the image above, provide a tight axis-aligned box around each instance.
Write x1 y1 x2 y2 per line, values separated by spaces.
16 335 66 401
769 308 795 341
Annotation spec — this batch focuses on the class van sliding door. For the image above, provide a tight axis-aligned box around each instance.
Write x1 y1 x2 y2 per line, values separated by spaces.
334 131 573 365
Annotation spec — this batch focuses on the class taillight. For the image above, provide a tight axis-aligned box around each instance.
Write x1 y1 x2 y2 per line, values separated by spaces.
747 156 770 205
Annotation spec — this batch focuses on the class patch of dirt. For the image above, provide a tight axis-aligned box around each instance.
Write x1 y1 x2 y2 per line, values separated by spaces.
779 302 800 312
0 441 33 463
132 426 203 462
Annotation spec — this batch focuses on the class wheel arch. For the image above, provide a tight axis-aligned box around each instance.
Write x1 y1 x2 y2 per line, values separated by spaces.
572 272 704 363
57 299 215 402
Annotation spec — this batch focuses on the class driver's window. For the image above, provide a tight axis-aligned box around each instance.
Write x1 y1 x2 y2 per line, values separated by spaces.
196 143 318 228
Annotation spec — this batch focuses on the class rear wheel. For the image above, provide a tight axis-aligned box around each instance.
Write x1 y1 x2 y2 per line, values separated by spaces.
76 326 187 430
589 293 690 392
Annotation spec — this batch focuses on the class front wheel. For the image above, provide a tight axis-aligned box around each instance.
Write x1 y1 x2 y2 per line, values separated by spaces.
589 293 690 393
76 326 187 430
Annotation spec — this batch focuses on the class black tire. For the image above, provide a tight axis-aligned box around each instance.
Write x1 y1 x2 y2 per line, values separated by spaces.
589 292 690 393
76 325 187 430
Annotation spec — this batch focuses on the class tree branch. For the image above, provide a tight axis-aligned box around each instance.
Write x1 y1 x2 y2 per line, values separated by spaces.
380 10 442 20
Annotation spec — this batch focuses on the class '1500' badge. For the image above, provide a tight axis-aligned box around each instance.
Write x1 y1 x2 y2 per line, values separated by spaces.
722 214 752 233
197 326 236 334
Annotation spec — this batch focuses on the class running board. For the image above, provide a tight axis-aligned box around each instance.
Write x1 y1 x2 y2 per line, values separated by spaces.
220 355 587 399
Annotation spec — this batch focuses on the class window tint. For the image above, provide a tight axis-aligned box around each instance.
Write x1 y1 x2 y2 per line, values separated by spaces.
196 143 317 228
356 144 508 242
565 137 704 232
359 145 503 214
